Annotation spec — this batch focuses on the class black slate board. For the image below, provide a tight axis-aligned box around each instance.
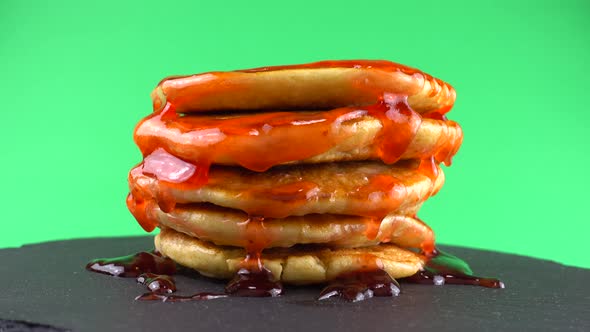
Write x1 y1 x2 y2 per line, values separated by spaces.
1 237 589 332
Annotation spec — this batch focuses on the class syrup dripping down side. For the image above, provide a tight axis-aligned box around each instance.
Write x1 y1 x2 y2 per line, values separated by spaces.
227 215 284 297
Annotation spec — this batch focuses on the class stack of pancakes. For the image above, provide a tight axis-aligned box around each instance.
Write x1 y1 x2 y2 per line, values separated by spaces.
126 60 462 284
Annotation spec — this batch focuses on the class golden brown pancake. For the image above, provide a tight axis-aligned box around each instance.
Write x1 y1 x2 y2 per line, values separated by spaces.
155 228 425 285
129 159 444 220
149 203 434 250
152 60 455 114
134 110 462 170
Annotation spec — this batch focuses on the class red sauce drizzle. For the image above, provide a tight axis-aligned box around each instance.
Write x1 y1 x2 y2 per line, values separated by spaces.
434 126 463 167
417 157 439 186
126 192 158 232
128 91 464 231
135 95 425 175
375 94 422 164
241 216 273 260
350 173 406 221
363 218 381 241
126 151 210 232
421 108 463 166
137 105 351 173
239 181 320 218
412 215 436 256
126 158 442 233
153 60 452 114
404 249 505 288
230 215 285 297
423 107 450 121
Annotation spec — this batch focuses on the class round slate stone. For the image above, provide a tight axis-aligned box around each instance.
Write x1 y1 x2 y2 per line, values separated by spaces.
1 237 588 332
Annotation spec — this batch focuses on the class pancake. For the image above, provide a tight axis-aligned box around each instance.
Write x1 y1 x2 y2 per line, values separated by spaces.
155 228 425 285
128 160 445 224
152 60 455 114
148 203 434 250
134 109 463 171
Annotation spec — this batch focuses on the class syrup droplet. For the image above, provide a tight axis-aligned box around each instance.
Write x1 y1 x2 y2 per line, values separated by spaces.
136 273 176 294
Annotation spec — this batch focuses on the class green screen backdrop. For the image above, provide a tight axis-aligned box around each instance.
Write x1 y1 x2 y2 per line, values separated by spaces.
1 0 589 268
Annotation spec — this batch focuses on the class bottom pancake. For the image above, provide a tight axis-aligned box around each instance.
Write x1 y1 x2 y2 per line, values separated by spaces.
154 203 434 250
155 228 425 285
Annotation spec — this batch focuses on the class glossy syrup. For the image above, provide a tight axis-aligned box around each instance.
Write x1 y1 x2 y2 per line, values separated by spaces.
153 59 453 114
127 157 446 235
87 247 503 302
136 273 176 294
87 249 283 302
318 269 401 302
225 267 284 297
405 249 505 288
128 91 461 232
134 95 433 174
318 255 400 302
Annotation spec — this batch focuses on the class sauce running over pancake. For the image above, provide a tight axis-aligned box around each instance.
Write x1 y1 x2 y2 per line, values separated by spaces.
153 60 453 115
126 160 440 232
236 59 423 74
135 95 426 173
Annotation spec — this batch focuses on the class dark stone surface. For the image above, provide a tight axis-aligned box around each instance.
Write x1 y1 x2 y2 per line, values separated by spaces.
1 236 589 332
0 319 70 332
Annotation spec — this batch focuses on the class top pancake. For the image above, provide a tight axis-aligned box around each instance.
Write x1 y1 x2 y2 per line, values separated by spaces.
152 60 455 114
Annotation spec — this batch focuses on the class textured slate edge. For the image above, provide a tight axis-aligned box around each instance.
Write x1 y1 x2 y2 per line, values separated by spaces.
0 319 70 332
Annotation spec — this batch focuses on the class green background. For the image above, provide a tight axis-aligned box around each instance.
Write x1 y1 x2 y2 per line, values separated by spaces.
1 0 589 268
